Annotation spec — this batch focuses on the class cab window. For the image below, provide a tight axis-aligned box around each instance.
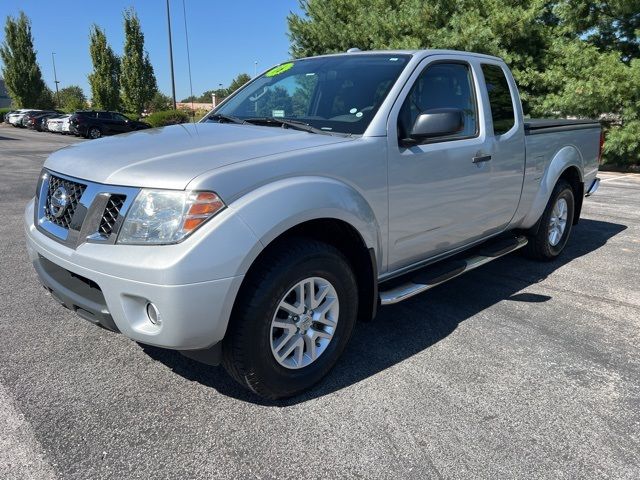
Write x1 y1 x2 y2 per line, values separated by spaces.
398 62 478 142
481 64 515 135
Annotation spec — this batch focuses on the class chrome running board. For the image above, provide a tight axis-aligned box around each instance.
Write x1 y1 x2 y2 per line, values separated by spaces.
379 235 528 305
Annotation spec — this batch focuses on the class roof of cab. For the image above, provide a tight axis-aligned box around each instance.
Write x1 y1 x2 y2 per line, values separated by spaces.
297 49 504 63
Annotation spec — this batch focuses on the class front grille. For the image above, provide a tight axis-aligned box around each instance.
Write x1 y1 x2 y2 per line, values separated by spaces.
44 175 86 229
98 194 126 237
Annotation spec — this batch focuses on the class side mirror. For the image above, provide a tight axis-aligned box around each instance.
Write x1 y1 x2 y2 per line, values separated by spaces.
408 108 464 141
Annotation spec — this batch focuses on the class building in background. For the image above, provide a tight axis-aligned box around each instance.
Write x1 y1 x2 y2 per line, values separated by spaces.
0 79 11 108
176 101 216 111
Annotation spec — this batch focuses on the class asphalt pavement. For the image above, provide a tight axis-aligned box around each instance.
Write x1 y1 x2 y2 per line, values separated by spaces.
1 125 639 479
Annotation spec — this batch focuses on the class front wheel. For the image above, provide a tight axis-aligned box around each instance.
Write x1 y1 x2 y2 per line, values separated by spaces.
524 179 575 260
222 239 358 399
87 127 102 139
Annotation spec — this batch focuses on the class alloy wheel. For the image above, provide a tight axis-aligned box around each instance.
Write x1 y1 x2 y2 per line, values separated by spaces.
269 276 339 369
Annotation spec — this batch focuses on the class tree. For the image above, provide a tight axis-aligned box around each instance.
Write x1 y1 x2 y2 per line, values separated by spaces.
228 73 251 94
120 8 157 114
0 12 52 108
255 86 293 117
180 89 224 103
180 73 252 103
553 0 640 63
88 25 120 110
147 91 173 111
58 85 87 112
287 0 640 165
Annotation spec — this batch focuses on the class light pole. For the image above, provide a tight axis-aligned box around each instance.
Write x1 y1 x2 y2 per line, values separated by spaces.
166 0 177 110
51 52 60 107
254 61 258 78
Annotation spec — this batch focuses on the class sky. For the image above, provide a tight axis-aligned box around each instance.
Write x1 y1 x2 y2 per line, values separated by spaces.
0 0 303 101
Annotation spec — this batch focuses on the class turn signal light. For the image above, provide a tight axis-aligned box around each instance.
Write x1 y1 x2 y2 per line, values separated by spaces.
183 192 225 233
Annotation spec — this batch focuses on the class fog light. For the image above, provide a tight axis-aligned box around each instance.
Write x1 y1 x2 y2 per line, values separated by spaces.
146 302 162 325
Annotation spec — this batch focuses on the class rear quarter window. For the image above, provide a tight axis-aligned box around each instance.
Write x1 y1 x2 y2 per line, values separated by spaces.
481 64 515 135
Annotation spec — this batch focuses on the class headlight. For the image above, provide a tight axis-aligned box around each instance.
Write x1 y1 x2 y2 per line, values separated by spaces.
117 189 225 244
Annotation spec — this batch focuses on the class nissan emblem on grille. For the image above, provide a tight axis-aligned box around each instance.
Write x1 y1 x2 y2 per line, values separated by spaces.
43 175 87 230
49 186 69 218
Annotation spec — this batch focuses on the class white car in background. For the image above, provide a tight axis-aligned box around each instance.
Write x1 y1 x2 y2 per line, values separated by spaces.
61 115 71 134
46 115 70 133
8 109 39 127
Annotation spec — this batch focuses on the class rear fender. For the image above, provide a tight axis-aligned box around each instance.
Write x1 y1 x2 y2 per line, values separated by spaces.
520 146 583 229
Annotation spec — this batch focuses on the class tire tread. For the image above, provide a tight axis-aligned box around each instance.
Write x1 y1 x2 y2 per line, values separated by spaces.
222 238 355 399
523 179 574 261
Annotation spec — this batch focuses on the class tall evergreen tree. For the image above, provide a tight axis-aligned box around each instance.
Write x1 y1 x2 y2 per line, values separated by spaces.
553 0 640 63
0 12 52 108
88 25 120 110
120 8 157 114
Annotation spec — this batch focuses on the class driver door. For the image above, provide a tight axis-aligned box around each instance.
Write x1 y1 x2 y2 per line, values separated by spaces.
111 113 131 133
386 57 493 272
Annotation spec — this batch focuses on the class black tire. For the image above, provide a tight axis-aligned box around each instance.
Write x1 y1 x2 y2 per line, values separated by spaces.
87 127 101 139
523 179 575 260
222 239 358 399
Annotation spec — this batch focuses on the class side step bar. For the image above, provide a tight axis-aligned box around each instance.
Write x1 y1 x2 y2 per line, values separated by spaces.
379 235 528 305
585 177 600 196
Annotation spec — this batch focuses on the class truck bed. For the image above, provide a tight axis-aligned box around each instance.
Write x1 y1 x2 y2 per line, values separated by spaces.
524 118 600 135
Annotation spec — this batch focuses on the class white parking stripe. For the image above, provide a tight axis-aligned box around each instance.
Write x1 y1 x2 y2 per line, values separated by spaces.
600 174 635 182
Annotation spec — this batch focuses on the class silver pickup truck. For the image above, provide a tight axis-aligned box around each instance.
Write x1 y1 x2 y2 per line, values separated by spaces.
25 50 602 399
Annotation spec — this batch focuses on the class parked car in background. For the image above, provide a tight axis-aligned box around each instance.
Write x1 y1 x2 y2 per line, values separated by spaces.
5 109 22 124
69 111 151 139
3 110 17 123
29 112 63 132
39 115 52 132
46 114 69 133
61 115 72 135
23 110 62 130
8 109 40 127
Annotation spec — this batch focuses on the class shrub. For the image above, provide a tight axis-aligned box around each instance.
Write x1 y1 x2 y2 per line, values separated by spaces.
145 109 189 128
124 112 141 122
0 107 11 120
603 121 640 167
193 108 209 122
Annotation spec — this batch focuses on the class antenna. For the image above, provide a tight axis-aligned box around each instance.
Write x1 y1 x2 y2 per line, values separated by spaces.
166 0 177 110
182 0 195 116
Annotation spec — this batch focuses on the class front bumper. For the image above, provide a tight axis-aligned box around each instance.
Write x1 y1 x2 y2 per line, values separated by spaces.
24 199 254 351
69 124 83 136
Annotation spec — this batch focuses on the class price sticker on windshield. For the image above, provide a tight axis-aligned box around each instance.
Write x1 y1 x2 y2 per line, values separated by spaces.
265 62 294 77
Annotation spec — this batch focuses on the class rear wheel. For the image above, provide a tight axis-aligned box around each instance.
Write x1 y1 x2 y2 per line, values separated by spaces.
87 127 101 139
222 239 358 399
524 179 575 260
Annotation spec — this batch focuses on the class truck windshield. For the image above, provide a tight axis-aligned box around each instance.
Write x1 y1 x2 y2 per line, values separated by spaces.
210 54 411 135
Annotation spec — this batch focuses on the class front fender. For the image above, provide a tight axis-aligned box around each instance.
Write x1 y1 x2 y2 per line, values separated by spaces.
229 176 383 273
520 146 583 229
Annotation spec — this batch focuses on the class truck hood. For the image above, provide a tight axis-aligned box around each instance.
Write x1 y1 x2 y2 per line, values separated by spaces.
44 123 353 189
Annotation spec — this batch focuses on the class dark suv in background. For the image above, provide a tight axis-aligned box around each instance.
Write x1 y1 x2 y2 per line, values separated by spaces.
69 111 151 139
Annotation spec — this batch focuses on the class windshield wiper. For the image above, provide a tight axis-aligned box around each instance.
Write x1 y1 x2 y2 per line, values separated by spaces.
243 117 329 135
207 113 246 125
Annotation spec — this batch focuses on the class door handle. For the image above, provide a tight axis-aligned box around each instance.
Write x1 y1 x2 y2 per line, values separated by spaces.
472 154 492 164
